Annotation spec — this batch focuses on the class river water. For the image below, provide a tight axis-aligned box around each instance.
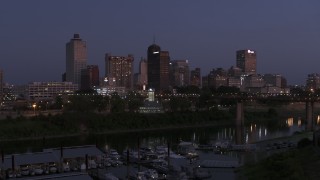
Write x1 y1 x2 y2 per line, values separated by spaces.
0 116 318 180
1 116 313 154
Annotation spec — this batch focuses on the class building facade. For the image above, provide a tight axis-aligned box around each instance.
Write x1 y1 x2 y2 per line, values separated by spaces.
306 73 320 92
170 60 190 87
27 82 78 100
190 68 201 88
236 50 256 75
135 58 148 90
105 54 134 90
81 65 100 90
147 44 170 92
66 34 87 86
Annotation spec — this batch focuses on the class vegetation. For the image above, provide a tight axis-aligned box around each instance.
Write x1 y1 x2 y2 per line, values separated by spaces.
237 139 320 180
0 109 234 140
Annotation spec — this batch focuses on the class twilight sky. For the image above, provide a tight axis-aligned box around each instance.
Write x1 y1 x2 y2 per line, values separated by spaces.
0 0 319 85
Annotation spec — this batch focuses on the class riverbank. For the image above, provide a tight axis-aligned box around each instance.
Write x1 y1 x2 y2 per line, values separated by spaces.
0 110 235 141
0 105 308 142
236 142 320 179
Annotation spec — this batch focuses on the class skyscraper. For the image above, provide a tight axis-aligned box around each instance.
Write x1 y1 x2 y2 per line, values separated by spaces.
81 65 100 90
170 60 190 87
66 34 87 86
190 68 201 88
147 44 170 92
135 58 148 90
105 54 134 90
236 50 257 75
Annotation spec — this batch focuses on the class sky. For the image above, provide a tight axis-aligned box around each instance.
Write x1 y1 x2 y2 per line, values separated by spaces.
0 0 319 85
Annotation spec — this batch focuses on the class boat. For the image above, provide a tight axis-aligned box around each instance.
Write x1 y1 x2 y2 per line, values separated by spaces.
177 141 199 159
143 169 159 179
151 159 169 174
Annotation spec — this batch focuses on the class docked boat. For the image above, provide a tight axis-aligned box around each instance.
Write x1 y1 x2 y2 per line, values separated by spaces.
177 141 199 159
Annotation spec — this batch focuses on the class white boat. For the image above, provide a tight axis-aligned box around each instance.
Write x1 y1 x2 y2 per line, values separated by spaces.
34 166 44 175
108 149 121 160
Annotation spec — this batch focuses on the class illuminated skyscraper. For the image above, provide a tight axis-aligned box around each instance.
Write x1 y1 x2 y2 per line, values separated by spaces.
105 54 134 90
147 44 170 92
236 50 256 75
66 34 87 86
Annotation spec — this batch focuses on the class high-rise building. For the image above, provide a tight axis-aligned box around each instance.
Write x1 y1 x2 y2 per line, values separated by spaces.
170 60 190 87
81 65 100 90
207 68 228 88
135 58 148 90
147 44 170 92
190 68 201 88
306 73 320 92
66 34 87 86
263 74 282 87
27 82 78 100
236 50 256 75
105 53 134 90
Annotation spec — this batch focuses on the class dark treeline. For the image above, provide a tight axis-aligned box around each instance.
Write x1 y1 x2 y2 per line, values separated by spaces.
0 109 233 140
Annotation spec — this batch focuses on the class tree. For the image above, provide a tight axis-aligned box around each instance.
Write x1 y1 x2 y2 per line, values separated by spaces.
110 93 125 113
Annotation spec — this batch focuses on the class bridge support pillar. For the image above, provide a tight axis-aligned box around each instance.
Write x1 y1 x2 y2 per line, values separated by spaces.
235 125 244 145
236 102 244 126
306 101 314 131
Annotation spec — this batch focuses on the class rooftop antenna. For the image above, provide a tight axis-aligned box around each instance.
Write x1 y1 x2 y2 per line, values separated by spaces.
153 34 156 44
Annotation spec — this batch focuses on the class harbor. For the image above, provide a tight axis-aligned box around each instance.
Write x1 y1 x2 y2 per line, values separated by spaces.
0 140 245 180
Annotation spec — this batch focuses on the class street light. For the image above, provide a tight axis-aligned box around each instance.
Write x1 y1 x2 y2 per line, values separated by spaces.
32 104 36 115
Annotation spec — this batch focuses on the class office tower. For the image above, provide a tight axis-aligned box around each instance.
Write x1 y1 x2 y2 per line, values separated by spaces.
236 50 257 75
147 44 170 92
105 53 134 90
190 68 201 88
81 65 100 90
207 68 227 88
228 66 243 77
27 82 78 101
263 74 282 87
306 73 320 92
66 34 87 86
170 60 190 87
135 58 148 90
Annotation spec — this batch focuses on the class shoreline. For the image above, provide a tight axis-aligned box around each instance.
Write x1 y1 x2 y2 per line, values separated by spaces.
0 121 233 143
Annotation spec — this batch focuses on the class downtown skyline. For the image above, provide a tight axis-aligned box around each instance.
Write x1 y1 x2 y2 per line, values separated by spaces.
0 0 319 85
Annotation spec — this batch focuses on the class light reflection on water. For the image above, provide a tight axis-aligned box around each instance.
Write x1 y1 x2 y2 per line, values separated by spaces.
1 116 316 154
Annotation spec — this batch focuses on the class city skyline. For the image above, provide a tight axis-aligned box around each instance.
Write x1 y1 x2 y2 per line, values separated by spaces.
0 1 319 85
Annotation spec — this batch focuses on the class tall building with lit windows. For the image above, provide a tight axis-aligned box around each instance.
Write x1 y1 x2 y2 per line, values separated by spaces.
66 34 87 86
236 49 256 75
105 54 134 90
147 44 170 92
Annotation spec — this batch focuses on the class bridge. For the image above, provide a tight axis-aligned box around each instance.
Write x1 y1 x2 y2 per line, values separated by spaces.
211 93 320 131
157 92 320 131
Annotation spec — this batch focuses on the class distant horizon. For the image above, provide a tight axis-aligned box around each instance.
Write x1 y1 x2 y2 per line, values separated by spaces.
1 0 319 85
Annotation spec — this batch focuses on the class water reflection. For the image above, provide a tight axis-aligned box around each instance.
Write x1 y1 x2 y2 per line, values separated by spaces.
0 117 312 154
